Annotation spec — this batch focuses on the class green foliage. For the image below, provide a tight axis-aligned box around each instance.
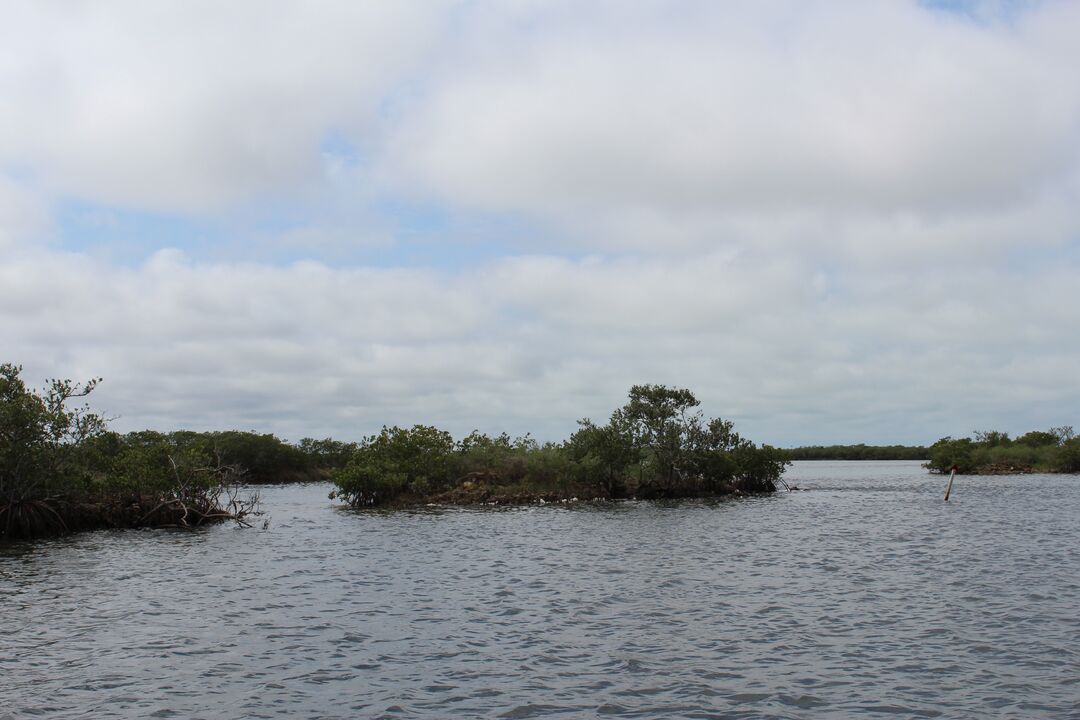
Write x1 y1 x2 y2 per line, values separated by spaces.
297 437 358 470
207 430 314 483
457 430 523 480
926 437 974 473
521 442 575 492
1 364 264 539
731 443 790 493
332 425 456 506
973 430 1011 447
1016 430 1058 447
622 383 701 487
784 444 929 461
926 426 1079 474
1052 437 1080 473
108 432 233 496
330 385 790 508
683 417 742 491
580 385 789 498
0 363 107 502
566 419 638 496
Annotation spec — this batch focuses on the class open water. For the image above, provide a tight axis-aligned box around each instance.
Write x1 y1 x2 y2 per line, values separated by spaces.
2 461 1079 719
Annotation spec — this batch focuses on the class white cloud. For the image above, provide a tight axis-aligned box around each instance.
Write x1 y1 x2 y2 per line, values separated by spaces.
0 175 51 252
0 0 450 213
382 0 1080 254
2 245 1078 445
1 1 1079 446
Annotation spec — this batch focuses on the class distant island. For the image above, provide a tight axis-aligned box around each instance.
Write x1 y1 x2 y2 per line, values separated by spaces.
1 363 787 539
783 444 928 461
784 432 1080 474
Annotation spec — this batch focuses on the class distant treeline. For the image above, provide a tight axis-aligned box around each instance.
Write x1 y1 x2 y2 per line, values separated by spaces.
2 363 788 538
783 444 928 461
926 428 1080 474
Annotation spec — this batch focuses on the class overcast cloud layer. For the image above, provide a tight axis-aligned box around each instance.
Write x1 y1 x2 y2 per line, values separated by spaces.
2 0 1079 446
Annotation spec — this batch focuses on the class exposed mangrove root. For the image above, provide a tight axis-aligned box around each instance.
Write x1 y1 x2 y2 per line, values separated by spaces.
0 485 262 541
1 499 70 539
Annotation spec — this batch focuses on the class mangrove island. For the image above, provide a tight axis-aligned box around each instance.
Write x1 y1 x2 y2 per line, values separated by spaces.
329 384 788 508
2 362 788 538
926 428 1080 474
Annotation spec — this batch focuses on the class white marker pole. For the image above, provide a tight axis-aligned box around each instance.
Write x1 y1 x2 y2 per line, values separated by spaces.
944 464 957 502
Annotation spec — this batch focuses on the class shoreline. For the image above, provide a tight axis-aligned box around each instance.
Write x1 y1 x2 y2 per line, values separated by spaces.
332 472 773 511
1 490 260 541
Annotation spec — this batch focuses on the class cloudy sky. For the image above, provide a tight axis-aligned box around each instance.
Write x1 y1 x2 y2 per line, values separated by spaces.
2 0 1078 447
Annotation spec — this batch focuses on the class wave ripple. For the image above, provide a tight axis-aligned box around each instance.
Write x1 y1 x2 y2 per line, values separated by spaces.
3 461 1080 718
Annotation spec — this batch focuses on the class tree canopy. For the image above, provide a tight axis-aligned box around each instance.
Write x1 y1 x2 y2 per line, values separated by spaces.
333 384 788 507
926 427 1080 474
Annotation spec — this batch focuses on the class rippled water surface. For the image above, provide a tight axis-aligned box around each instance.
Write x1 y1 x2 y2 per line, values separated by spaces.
3 461 1080 718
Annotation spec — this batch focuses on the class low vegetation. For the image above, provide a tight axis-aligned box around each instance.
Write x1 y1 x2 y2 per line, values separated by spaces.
926 428 1080 474
331 384 789 508
784 444 928 461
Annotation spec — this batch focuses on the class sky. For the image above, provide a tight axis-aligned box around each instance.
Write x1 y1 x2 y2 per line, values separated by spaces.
2 0 1079 447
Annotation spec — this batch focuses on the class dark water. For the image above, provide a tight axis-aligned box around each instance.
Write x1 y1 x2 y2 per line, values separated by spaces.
3 461 1080 719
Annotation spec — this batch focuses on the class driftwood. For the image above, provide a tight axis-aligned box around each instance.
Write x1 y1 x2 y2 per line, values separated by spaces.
133 484 261 530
